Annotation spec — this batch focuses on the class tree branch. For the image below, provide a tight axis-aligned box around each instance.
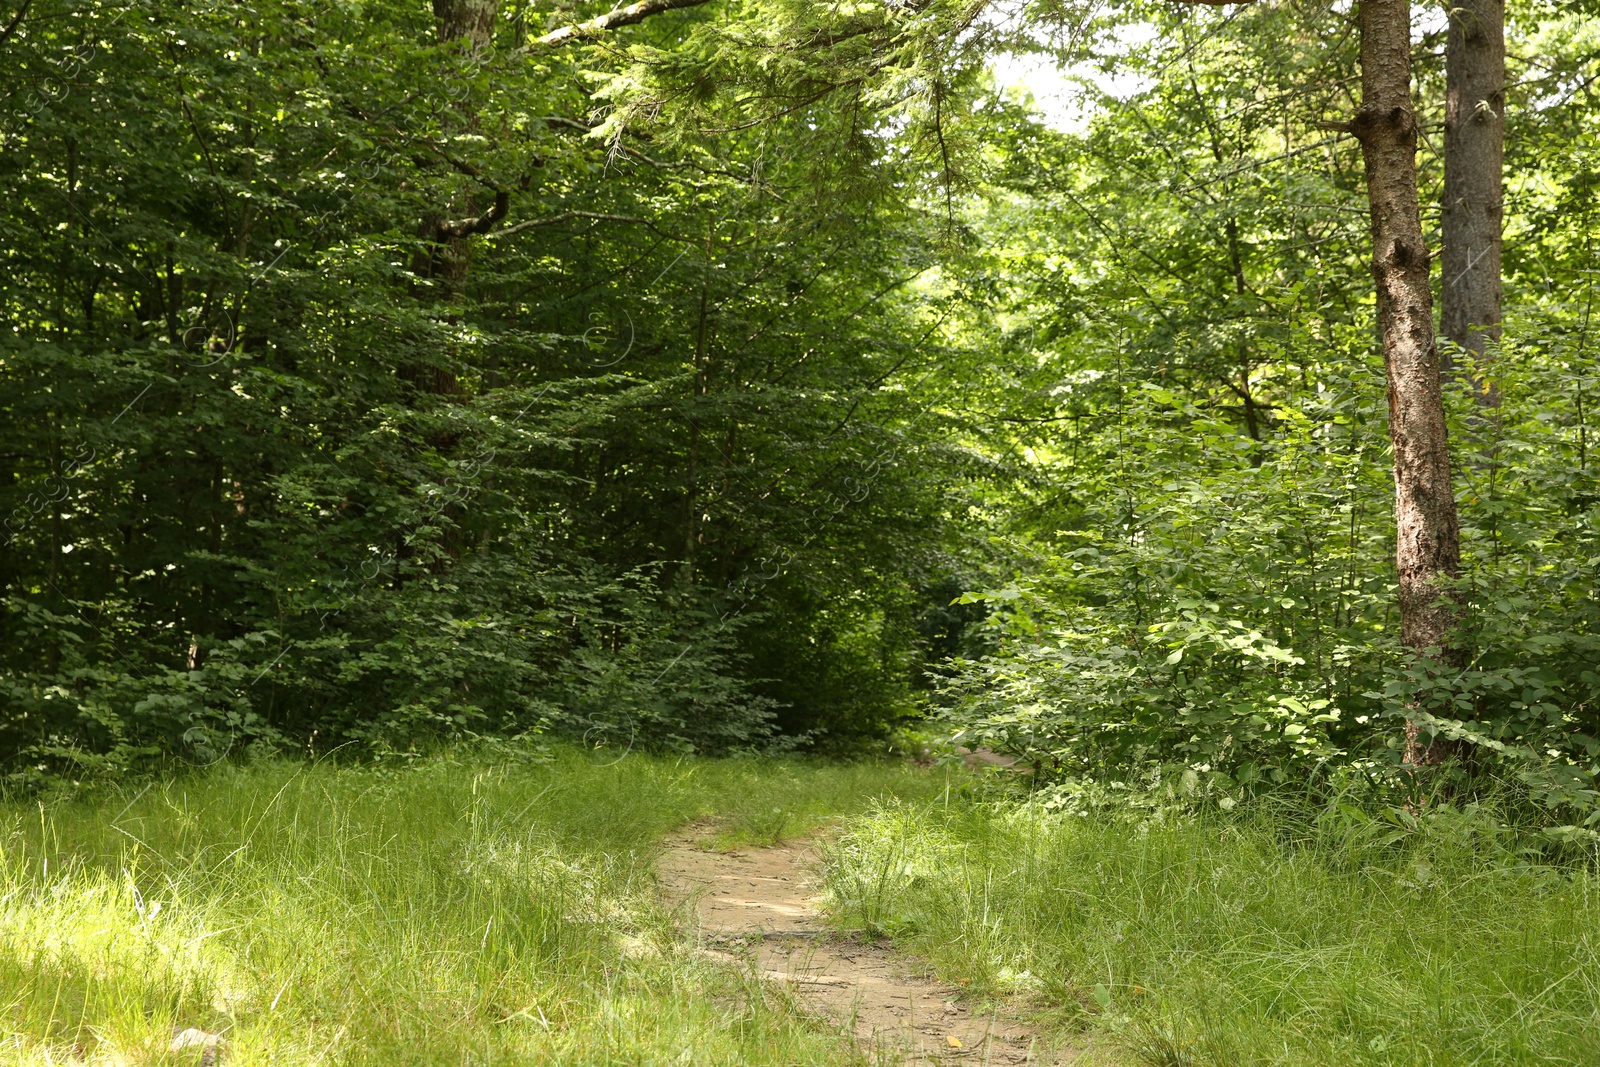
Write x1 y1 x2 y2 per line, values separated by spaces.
494 210 648 237
532 0 714 49
0 0 31 49
437 190 511 238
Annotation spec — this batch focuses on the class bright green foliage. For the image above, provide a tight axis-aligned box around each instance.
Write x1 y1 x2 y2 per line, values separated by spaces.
938 1 1600 819
8 0 1600 1062
0 747 943 1064
827 795 1600 1066
3 0 1599 820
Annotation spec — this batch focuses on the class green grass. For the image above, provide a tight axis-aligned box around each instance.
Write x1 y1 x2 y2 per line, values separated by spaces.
0 747 944 1066
824 794 1600 1067
17 747 1590 1067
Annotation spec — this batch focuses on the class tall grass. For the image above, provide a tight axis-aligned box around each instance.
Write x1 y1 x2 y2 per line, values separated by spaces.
0 748 941 1065
824 793 1600 1066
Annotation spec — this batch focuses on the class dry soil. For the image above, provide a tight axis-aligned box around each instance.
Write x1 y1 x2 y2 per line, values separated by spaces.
657 825 1088 1065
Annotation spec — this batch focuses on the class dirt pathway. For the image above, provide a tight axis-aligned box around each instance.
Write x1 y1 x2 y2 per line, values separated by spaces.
658 827 1084 1065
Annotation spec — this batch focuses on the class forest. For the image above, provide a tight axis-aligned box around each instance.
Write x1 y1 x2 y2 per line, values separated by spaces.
2 1 1598 1065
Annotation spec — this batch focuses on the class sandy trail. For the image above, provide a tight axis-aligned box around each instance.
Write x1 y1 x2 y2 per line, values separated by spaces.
657 827 1083 1065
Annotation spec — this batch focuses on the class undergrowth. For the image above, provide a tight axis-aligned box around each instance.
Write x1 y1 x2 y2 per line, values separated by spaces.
0 747 941 1066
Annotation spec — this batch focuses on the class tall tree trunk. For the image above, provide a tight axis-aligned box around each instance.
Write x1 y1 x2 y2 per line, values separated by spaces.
1351 0 1465 766
1440 0 1504 401
418 0 500 306
395 0 499 571
434 0 496 48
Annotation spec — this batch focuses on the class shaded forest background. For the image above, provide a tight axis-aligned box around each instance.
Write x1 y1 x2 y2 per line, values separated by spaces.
2 0 1597 829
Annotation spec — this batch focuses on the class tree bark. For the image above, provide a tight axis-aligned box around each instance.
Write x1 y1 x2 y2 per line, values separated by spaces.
1440 0 1504 400
1350 0 1464 765
395 0 500 569
433 0 496 49
418 0 500 298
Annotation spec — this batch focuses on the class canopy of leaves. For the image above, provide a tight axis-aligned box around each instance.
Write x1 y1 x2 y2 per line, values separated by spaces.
2 0 1597 833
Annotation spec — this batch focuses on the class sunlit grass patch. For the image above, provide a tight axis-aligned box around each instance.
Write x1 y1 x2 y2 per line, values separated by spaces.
0 748 941 1065
824 796 1600 1067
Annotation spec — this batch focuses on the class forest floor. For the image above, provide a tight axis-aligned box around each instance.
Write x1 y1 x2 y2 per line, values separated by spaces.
0 752 952 1066
5 750 1594 1066
659 820 1089 1065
